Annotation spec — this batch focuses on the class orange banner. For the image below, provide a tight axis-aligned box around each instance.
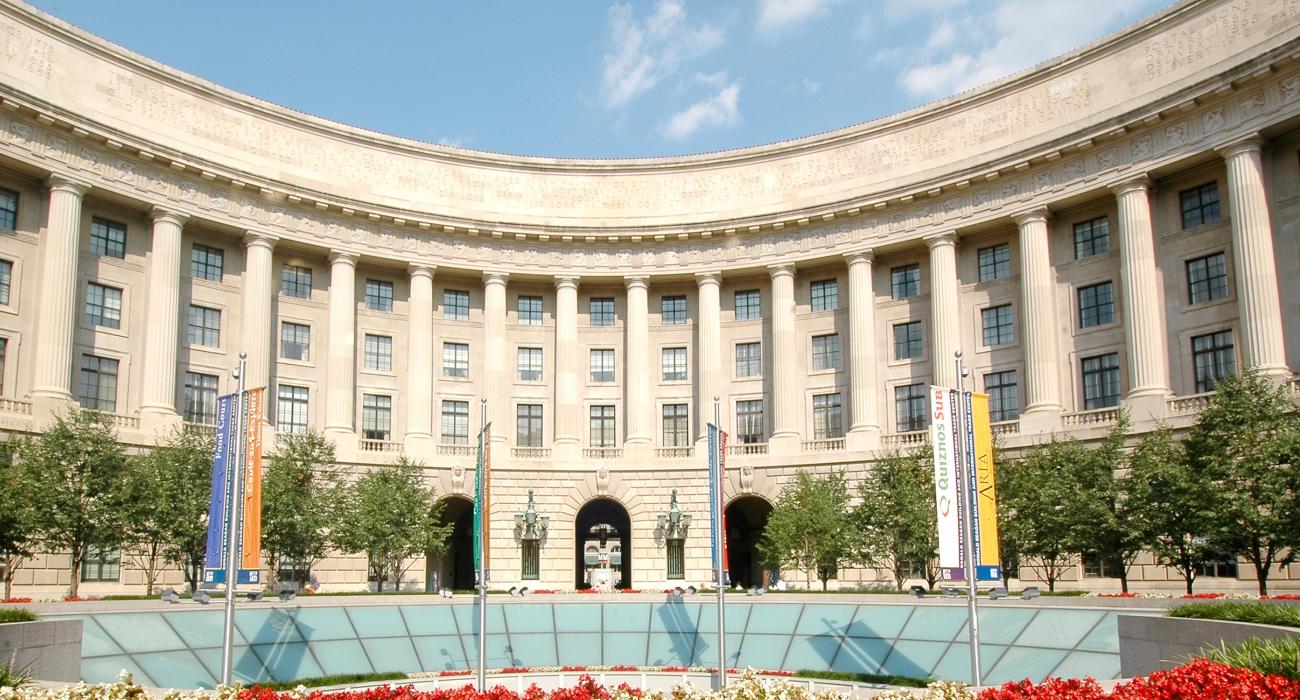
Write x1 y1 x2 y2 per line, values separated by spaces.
241 388 264 569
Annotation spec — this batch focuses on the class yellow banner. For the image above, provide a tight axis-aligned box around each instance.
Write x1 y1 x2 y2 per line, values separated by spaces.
241 388 264 570
970 393 1000 568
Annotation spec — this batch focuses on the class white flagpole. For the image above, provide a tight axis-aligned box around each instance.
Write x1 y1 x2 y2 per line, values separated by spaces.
477 398 488 692
713 396 727 689
220 351 247 686
954 351 982 686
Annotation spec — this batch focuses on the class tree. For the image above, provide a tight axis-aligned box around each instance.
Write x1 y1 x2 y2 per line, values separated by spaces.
758 471 853 590
0 439 38 599
17 410 128 598
332 457 452 591
1070 415 1149 593
261 432 342 589
1127 426 1217 593
998 438 1093 592
852 446 938 591
1186 372 1300 596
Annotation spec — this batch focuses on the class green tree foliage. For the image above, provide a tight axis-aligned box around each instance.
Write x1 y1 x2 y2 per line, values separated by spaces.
0 439 38 599
332 457 452 591
1069 416 1148 593
998 438 1093 592
1127 426 1217 593
852 446 938 591
261 432 342 589
759 471 853 590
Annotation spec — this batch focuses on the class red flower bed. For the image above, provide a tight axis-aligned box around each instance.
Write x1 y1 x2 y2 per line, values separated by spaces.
762 670 796 677
1181 592 1225 599
660 667 689 673
1262 594 1300 600
560 667 589 672
575 589 599 594
438 670 472 678
1098 593 1137 598
63 595 98 602
1 597 32 603
617 589 642 594
499 668 531 674
531 590 557 595
978 659 1300 700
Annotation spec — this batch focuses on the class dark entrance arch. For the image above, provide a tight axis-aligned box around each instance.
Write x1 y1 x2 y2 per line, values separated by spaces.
574 498 632 589
726 496 773 589
426 496 474 591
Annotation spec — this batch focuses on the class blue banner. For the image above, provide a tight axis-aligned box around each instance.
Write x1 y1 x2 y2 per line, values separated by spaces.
203 394 236 570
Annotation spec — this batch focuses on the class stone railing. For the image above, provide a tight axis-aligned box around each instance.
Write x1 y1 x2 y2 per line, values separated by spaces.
1290 377 1300 397
1167 392 1216 416
583 447 623 459
880 430 927 450
437 443 474 456
359 439 403 453
990 420 1020 436
512 447 551 459
655 446 694 458
801 438 845 452
94 412 139 430
726 442 768 456
1061 407 1122 427
0 397 32 415
182 422 217 438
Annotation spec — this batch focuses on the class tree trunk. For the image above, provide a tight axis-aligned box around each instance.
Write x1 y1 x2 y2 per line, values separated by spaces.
1185 574 1194 595
67 547 81 598
1254 559 1269 597
3 571 11 599
1119 571 1129 594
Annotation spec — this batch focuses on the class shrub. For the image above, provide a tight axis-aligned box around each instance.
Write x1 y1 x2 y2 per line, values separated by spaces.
793 669 930 688
0 608 37 624
249 672 410 691
1205 636 1300 681
1169 602 1300 629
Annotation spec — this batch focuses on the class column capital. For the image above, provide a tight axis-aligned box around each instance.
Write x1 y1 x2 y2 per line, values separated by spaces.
149 206 189 227
44 173 89 197
408 262 436 279
844 249 874 265
482 270 510 286
243 230 279 251
767 263 796 279
1109 176 1152 198
694 271 722 287
1012 206 1051 227
329 250 359 266
624 274 648 290
1216 133 1265 159
923 231 957 249
554 275 579 290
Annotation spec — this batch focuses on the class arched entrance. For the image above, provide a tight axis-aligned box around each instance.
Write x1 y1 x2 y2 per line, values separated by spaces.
426 496 474 591
574 498 632 589
726 496 773 589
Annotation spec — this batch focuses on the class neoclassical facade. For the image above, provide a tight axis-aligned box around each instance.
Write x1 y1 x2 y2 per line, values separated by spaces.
1 0 1299 595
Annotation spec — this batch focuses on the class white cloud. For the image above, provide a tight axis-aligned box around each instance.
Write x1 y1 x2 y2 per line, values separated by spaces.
802 77 821 95
600 1 724 108
757 0 830 33
660 81 741 139
436 136 473 148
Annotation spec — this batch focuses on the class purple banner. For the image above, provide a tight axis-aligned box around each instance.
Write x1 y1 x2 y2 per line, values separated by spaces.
203 394 237 571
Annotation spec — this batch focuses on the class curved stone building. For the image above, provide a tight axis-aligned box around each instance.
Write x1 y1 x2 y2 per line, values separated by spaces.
1 0 1298 595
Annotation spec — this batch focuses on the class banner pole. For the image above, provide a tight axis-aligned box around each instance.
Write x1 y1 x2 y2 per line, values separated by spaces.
955 352 982 686
477 398 488 693
713 396 727 689
220 352 247 686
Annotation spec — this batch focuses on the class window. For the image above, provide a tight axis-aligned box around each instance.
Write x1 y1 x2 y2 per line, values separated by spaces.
1192 330 1235 393
1077 281 1115 328
442 342 469 378
78 354 118 411
811 279 839 311
0 259 11 305
365 279 393 312
187 305 221 347
736 342 762 378
1197 555 1239 578
590 297 614 326
280 322 310 361
661 295 687 324
277 385 309 434
735 290 761 320
895 383 927 432
661 347 687 381
1081 554 1121 579
364 334 393 372
662 403 689 447
985 370 1019 422
441 400 470 444
893 321 923 360
590 348 615 383
80 546 120 582
516 404 543 447
590 405 616 447
0 188 16 230
522 540 540 580
891 264 921 300
1180 182 1221 229
191 245 224 282
737 399 764 444
1073 217 1110 259
281 264 312 298
517 347 543 382
362 394 392 441
85 283 123 329
517 295 542 325
1082 353 1121 409
813 393 844 440
443 289 470 320
183 372 219 424
978 244 1011 282
811 334 841 371
1187 252 1229 304
90 217 126 259
981 304 1015 347
667 539 685 579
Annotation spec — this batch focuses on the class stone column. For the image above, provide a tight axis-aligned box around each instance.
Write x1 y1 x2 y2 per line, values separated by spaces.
241 231 277 425
483 271 509 445
1218 137 1290 379
1112 178 1170 420
624 276 651 457
768 264 799 453
1014 208 1062 432
554 276 581 461
31 175 88 418
926 232 960 390
406 263 436 456
695 272 722 446
324 251 358 441
140 207 188 430
845 251 880 450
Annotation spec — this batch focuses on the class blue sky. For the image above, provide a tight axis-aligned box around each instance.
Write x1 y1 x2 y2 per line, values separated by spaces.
29 0 1170 159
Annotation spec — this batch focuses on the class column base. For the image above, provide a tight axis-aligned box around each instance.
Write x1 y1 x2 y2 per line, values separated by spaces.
846 426 881 452
31 392 75 427
139 408 183 436
1018 406 1062 435
768 432 800 456
1253 364 1294 384
404 433 436 463
1123 390 1169 425
552 439 581 462
622 439 652 461
324 428 357 454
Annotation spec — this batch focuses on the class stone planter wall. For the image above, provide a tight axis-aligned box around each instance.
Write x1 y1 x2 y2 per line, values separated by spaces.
1117 614 1300 678
0 618 82 682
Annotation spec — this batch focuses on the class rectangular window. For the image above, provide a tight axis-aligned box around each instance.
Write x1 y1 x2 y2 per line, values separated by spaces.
985 370 1019 422
0 188 16 231
522 540 540 580
667 539 685 579
90 217 126 259
981 304 1015 347
85 283 123 329
0 338 7 395
1082 554 1121 579
1187 252 1229 304
78 354 118 411
1082 353 1121 409
662 403 689 447
365 279 394 312
280 321 310 361
516 404 543 447
517 295 543 325
187 305 221 347
735 341 762 378
441 400 469 444
589 297 615 326
978 244 1011 282
895 383 927 432
590 405 616 447
661 347 687 381
590 348 615 383
362 394 392 441
1180 182 1221 229
1196 556 1239 578
735 289 761 320
191 244 224 282
1077 281 1115 328
1192 330 1235 393
811 333 841 371
0 259 11 305
364 334 393 372
281 264 312 298
80 546 120 582
893 321 923 360
1073 217 1110 259
891 264 921 300
517 346 543 382
183 372 219 424
811 279 839 311
277 385 309 434
442 342 469 378
737 399 764 444
661 295 687 324
813 393 844 440
443 289 470 320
